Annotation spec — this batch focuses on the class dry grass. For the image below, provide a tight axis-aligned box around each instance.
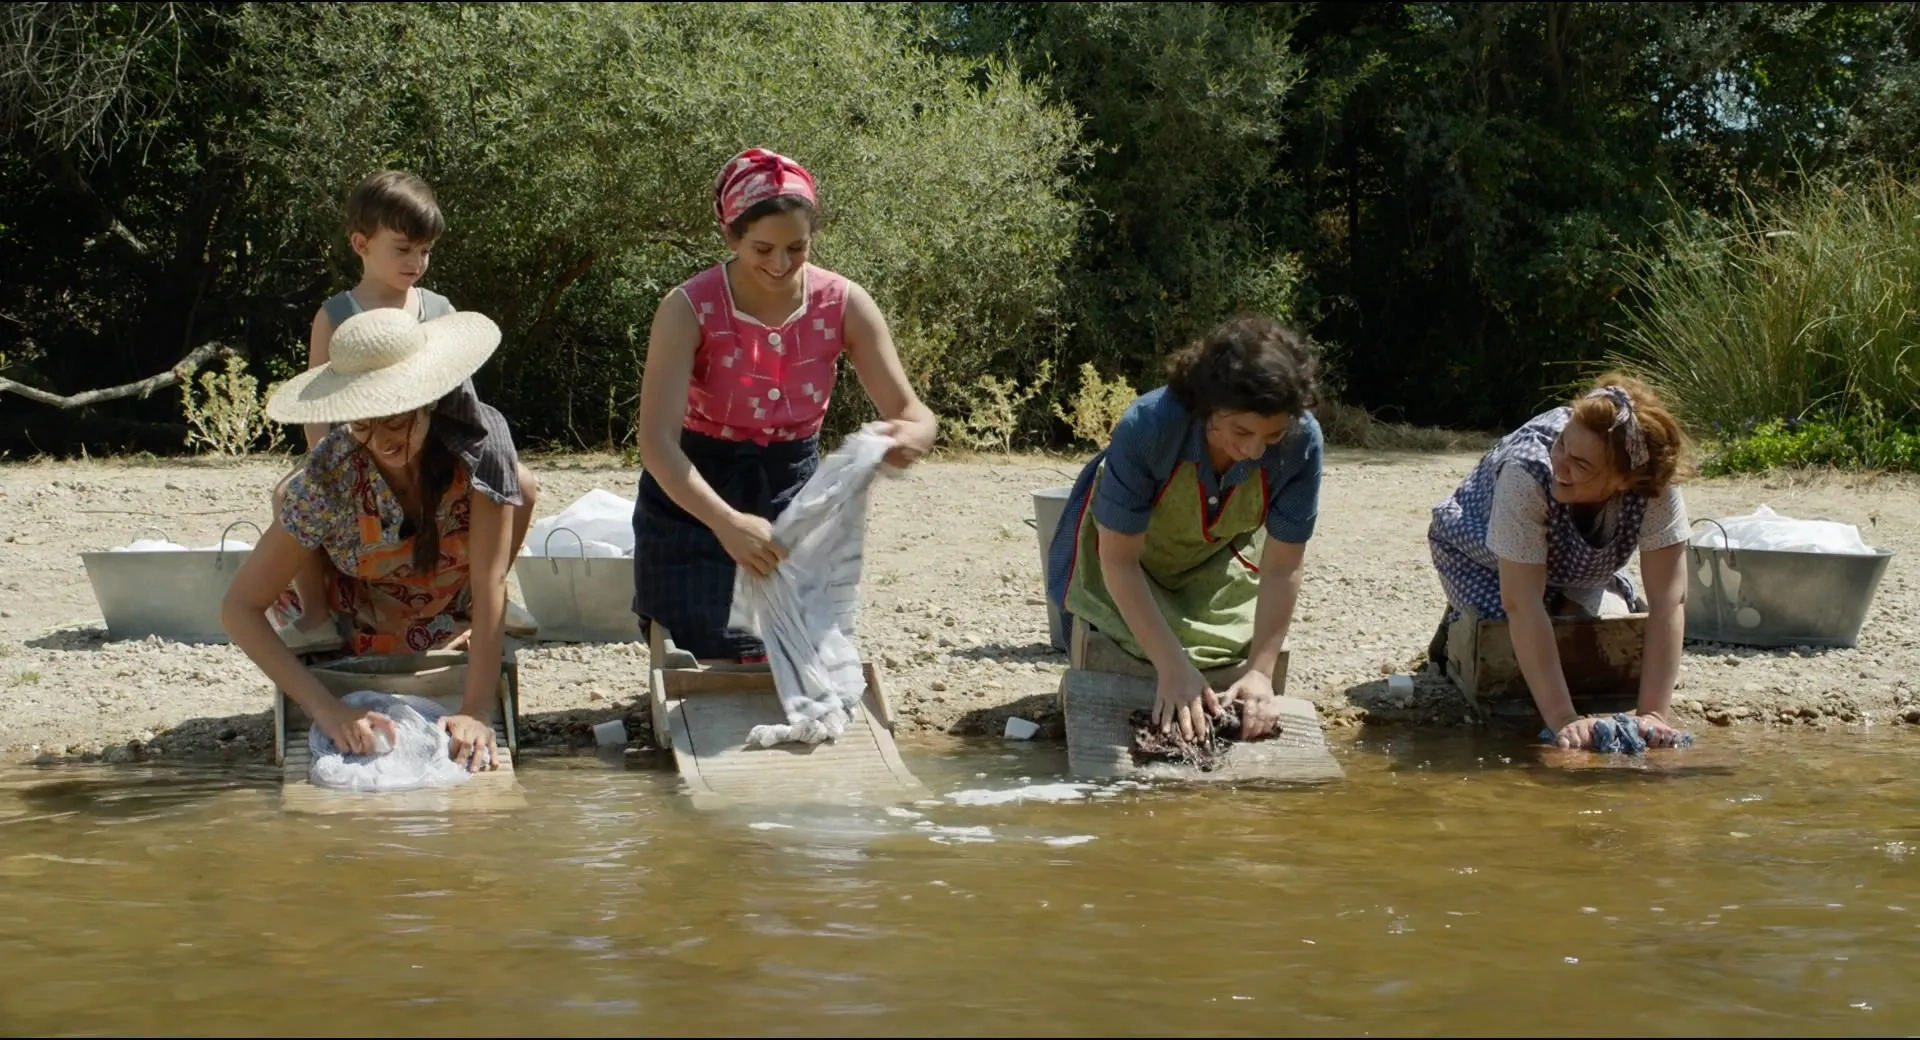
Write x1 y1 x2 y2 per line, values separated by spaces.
1315 398 1496 453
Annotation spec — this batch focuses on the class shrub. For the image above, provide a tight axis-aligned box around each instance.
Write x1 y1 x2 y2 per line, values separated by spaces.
1608 173 1920 434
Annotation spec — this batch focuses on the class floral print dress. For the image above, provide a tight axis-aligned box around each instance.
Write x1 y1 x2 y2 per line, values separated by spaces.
273 427 476 656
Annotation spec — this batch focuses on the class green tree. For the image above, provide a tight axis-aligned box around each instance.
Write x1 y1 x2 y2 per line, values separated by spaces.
0 1 1082 454
929 1 1313 394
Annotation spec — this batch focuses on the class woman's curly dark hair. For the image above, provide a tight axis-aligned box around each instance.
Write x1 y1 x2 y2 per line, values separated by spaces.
1164 315 1321 418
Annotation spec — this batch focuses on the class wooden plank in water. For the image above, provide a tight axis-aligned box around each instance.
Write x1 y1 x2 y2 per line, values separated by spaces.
276 650 527 814
648 633 926 811
280 721 528 815
1069 620 1289 692
1444 605 1645 719
1060 666 1343 784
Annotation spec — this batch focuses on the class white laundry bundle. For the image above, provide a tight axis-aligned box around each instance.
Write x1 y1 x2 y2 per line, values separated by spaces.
1690 505 1877 555
108 537 253 552
521 488 637 558
730 423 903 748
308 690 478 792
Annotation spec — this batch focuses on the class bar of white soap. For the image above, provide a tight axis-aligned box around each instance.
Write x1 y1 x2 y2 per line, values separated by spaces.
1003 717 1040 740
371 730 393 755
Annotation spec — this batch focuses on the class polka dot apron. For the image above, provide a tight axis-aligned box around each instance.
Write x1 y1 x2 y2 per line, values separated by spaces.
1427 407 1646 622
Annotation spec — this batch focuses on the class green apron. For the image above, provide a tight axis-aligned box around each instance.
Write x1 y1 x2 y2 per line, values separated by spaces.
1063 458 1267 671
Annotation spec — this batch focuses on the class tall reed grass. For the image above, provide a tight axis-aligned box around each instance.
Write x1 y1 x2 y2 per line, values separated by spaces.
1608 175 1920 435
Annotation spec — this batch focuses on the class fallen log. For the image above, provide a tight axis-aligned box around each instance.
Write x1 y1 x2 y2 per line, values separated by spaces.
0 340 233 408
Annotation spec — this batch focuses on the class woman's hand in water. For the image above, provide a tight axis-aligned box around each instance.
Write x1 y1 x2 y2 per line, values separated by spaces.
440 714 497 772
1223 670 1282 740
1153 662 1219 741
717 510 786 578
1634 710 1686 748
1552 713 1685 750
318 703 399 756
1550 716 1599 750
879 416 936 469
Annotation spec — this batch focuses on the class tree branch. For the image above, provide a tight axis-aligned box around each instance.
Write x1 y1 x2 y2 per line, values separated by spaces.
0 339 232 408
536 253 597 325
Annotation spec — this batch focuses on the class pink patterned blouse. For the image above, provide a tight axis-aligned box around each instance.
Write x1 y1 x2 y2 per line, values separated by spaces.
677 262 850 445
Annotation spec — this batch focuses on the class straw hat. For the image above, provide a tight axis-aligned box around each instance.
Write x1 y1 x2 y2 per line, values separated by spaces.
267 307 501 425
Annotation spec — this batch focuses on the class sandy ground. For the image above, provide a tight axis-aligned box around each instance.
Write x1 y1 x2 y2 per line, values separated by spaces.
0 447 1915 764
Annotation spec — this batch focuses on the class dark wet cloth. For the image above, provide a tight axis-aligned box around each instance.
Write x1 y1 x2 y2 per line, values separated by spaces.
1538 713 1696 753
1128 702 1279 772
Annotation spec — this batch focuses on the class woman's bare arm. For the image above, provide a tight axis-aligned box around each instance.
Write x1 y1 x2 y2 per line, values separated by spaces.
459 487 511 718
842 282 937 461
221 521 338 715
636 290 740 531
1499 556 1578 733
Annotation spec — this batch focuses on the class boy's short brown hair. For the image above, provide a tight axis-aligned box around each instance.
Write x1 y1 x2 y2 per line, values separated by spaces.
344 170 446 243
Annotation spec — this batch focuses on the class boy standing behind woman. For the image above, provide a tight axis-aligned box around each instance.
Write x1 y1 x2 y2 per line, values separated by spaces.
270 170 540 646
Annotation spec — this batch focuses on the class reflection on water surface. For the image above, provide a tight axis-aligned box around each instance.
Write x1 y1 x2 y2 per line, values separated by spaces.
2 727 1916 1037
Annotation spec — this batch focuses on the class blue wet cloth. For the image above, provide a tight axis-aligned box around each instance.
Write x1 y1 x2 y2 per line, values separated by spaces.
1538 713 1696 753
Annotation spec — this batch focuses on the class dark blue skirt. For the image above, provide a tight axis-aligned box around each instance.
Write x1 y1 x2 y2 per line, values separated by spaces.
631 428 820 660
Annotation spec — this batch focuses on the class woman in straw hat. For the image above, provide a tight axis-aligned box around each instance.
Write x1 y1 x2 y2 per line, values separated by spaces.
633 147 938 662
221 307 520 770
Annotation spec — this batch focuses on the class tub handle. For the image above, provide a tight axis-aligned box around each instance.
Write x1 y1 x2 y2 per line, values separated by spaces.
1689 517 1737 567
1023 518 1037 530
542 526 586 573
1689 517 1737 635
129 525 171 545
214 519 264 567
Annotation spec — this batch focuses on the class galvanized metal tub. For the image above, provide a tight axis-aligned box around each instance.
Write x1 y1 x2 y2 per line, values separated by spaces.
77 522 261 643
1684 518 1897 649
514 527 641 644
1026 487 1074 652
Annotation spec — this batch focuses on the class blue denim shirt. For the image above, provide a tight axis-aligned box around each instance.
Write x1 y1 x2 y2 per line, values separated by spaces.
1044 385 1324 611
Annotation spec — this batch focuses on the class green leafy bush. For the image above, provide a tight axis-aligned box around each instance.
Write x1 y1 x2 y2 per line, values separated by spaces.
233 1 1082 449
1703 409 1920 476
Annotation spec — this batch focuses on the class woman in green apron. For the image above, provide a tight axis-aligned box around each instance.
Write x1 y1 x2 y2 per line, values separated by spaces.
1045 316 1324 742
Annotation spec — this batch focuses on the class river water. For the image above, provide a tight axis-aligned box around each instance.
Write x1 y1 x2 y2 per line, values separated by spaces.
1 727 1916 1037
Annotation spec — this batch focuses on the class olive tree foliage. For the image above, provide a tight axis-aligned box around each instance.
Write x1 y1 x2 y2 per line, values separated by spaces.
928 2 1312 394
232 1 1083 448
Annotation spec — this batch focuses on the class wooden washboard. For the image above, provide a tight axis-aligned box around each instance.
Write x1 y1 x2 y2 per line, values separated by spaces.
646 624 926 811
1060 618 1345 784
275 650 528 815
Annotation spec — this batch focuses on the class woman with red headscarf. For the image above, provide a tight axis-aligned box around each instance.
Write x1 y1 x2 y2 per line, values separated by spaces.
632 147 939 662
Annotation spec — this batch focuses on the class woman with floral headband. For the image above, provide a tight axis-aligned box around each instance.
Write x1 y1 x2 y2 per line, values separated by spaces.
1427 373 1695 750
632 147 938 662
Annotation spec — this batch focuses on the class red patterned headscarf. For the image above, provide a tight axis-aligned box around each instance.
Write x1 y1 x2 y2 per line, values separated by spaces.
713 147 817 228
